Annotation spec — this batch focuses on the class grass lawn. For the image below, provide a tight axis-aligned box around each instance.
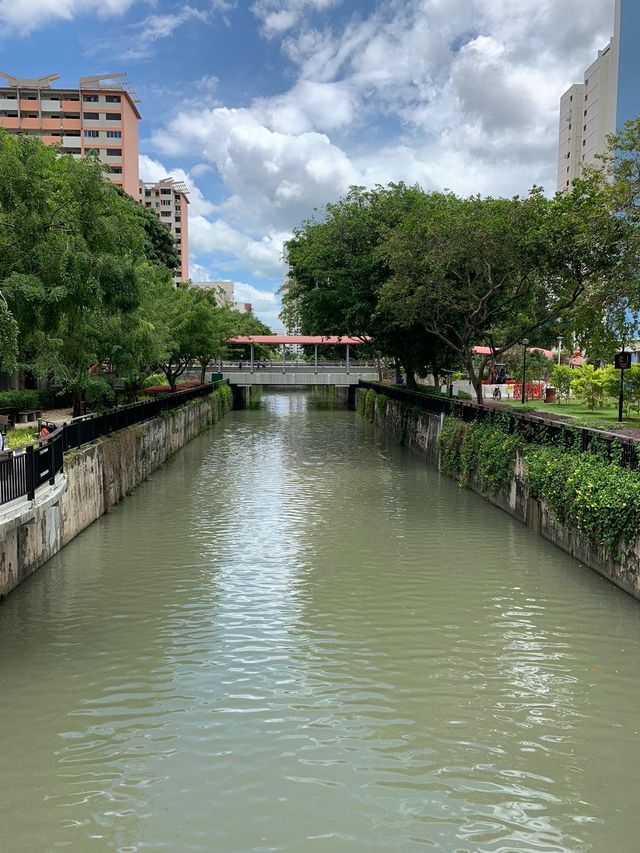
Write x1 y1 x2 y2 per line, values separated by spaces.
501 399 640 432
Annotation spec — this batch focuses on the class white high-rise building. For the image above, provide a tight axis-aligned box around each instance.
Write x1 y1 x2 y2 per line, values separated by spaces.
556 39 617 192
556 0 640 193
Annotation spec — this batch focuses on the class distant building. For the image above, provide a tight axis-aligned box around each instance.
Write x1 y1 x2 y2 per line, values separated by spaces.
191 281 252 314
192 280 234 304
139 178 189 283
0 72 141 197
556 0 640 192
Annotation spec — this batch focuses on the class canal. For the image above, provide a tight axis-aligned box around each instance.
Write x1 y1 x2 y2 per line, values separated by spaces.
1 391 640 851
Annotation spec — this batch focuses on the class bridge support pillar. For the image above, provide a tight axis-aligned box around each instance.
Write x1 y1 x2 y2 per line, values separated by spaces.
314 344 318 374
346 344 350 374
250 344 254 374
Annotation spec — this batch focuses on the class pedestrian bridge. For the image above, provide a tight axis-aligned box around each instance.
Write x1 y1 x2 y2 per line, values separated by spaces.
222 364 378 386
224 334 378 386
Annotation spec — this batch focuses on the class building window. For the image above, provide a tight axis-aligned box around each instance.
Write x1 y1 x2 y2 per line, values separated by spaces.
160 188 172 195
161 200 171 206
83 130 99 138
584 109 588 116
83 112 99 120
106 130 121 138
105 112 120 121
566 152 570 159
83 94 98 102
568 123 572 130
111 167 122 174
145 189 151 196
106 148 121 156
583 140 586 146
569 95 573 102
161 211 171 217
105 95 121 103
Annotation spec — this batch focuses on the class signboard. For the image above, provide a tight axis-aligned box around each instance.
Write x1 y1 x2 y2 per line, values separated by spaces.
615 352 632 370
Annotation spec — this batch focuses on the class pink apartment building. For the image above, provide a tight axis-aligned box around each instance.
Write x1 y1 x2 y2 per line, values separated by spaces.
139 178 190 282
0 72 140 197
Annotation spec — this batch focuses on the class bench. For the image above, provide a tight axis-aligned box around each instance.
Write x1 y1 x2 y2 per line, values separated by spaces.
17 410 43 424
0 407 19 428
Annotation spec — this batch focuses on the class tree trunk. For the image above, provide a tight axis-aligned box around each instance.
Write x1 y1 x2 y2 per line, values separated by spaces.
394 357 402 385
467 360 484 404
72 391 83 418
405 370 417 390
200 362 206 384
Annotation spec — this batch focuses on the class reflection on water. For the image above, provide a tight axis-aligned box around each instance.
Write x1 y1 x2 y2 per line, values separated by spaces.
1 391 640 852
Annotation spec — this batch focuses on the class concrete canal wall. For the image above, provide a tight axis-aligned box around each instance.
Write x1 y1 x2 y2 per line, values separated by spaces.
356 387 640 601
0 388 235 599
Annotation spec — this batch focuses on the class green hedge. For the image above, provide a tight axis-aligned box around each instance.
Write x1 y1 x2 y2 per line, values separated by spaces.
438 414 640 554
525 445 640 554
437 416 520 493
0 390 42 410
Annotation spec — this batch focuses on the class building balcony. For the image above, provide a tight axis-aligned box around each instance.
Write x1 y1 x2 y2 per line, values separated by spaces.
0 116 20 128
0 98 19 110
62 136 82 148
41 99 62 112
19 98 40 110
40 135 61 145
61 99 81 111
40 117 65 130
20 117 42 129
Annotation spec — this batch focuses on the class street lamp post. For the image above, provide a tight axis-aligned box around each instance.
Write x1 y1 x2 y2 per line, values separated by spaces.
521 339 529 405
557 336 563 366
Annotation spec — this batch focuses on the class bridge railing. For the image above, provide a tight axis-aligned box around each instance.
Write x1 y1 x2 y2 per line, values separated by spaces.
359 380 640 470
0 382 222 507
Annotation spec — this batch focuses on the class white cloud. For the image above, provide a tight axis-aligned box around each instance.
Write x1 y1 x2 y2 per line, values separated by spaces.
147 0 615 296
139 154 215 218
252 0 341 37
0 0 138 34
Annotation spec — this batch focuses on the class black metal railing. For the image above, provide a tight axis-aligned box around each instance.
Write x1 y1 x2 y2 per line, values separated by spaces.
358 380 640 470
0 382 221 506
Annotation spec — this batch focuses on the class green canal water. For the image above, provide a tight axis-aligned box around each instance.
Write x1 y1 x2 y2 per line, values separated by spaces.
1 392 640 852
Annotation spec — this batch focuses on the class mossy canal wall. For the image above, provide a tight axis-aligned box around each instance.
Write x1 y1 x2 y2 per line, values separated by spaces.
0 386 237 599
356 386 640 601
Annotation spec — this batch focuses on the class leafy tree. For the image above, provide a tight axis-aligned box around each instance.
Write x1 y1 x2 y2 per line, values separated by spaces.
114 186 181 273
572 364 610 411
379 177 629 402
282 184 456 387
550 365 574 404
0 131 150 413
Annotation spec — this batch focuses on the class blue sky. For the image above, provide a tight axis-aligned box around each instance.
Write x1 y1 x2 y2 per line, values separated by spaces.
0 0 615 328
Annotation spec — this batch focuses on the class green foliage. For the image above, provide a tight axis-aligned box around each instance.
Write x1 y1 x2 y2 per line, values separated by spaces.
5 428 36 449
209 382 232 422
571 364 611 411
438 416 520 493
525 445 640 554
0 390 42 410
363 389 377 420
551 364 574 403
142 372 168 389
437 417 469 478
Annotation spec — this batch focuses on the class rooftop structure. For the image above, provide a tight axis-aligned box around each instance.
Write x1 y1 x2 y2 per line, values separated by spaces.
0 72 141 197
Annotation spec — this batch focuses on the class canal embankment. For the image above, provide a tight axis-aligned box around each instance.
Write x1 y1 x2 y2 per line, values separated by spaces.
0 383 237 598
356 383 640 600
